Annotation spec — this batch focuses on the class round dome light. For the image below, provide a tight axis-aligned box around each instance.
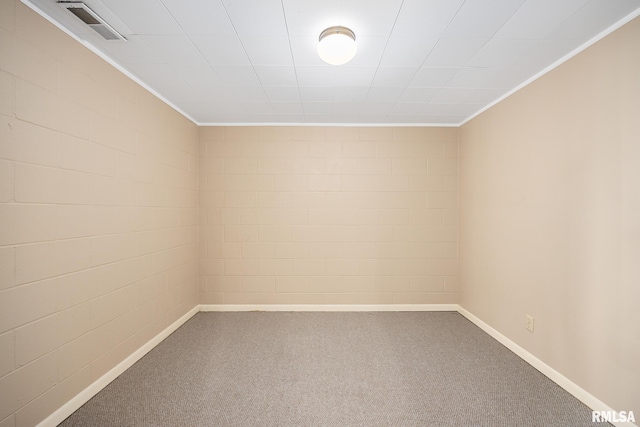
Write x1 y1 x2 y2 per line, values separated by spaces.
317 26 357 65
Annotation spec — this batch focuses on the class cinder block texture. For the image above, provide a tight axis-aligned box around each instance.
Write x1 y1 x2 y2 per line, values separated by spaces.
0 1 199 424
199 126 458 305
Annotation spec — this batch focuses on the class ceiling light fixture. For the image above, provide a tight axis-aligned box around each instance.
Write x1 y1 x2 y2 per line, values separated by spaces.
317 26 357 65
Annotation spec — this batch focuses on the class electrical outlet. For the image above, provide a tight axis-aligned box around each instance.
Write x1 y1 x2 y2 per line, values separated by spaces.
526 315 534 333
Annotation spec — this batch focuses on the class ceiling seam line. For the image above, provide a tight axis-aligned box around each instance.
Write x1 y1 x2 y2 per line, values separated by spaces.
279 0 304 118
215 0 258 116
363 0 406 122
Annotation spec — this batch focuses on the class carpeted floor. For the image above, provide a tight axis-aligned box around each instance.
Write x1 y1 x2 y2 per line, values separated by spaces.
59 312 610 426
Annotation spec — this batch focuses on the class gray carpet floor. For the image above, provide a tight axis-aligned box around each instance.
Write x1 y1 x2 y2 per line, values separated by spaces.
60 312 610 426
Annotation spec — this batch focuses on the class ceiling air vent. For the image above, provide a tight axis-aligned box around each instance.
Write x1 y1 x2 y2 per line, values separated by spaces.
57 1 126 41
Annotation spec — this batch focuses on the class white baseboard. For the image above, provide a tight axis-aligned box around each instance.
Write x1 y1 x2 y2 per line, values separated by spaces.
36 303 454 426
37 303 636 427
457 306 637 427
200 303 459 312
37 306 199 427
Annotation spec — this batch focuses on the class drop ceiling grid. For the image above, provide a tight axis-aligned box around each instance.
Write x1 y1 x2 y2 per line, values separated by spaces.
21 0 640 125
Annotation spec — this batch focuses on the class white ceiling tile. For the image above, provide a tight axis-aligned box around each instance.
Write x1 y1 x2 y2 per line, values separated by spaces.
390 103 423 115
333 67 377 87
298 66 376 87
303 102 333 115
171 65 224 97
392 0 466 38
212 66 261 86
546 0 640 40
359 114 390 122
445 68 500 89
423 38 489 67
409 68 460 88
300 86 369 102
281 0 343 36
331 114 363 123
467 39 536 68
241 37 294 66
209 101 245 115
181 98 224 123
264 86 301 102
290 36 328 66
342 37 387 67
198 86 237 104
247 114 284 122
333 87 370 102
171 64 225 89
465 88 508 105
254 66 298 86
430 88 476 104
272 102 304 114
276 0 400 38
371 67 419 87
276 114 306 122
358 102 394 115
379 37 438 67
126 63 186 92
480 68 536 89
213 114 252 122
161 0 235 36
398 87 439 103
299 86 334 102
192 36 250 66
229 86 269 103
332 102 365 115
339 0 404 36
438 115 468 123
413 114 441 122
303 114 334 123
445 104 485 117
419 104 460 115
155 84 201 105
507 39 582 70
241 102 274 115
139 35 208 66
101 0 183 34
495 0 588 39
296 67 336 86
386 114 418 123
443 0 525 38
365 87 404 103
221 0 288 37
101 35 163 64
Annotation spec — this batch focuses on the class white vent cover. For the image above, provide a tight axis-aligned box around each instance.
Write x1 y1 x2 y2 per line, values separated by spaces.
57 1 126 41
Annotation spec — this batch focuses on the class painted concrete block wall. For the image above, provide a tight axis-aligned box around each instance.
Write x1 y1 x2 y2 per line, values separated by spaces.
0 1 199 425
459 16 640 418
199 126 458 305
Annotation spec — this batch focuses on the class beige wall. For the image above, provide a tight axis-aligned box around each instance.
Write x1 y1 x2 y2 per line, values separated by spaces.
0 1 199 425
199 126 458 305
459 16 640 417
